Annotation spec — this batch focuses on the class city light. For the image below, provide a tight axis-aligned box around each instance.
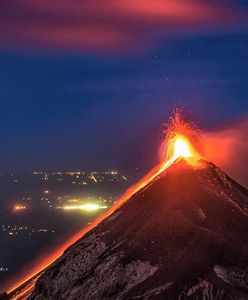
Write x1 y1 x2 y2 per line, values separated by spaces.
13 205 27 213
0 267 8 272
90 174 98 183
60 203 108 212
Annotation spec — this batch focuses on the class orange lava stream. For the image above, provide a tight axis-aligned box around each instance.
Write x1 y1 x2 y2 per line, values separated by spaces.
8 162 165 296
8 125 201 298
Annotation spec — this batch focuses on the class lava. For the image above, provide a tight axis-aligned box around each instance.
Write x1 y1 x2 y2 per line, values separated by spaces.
7 111 203 298
174 137 192 158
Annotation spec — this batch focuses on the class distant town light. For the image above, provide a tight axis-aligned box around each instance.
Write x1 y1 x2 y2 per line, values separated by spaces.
0 267 8 272
13 205 27 212
60 203 108 212
68 198 80 203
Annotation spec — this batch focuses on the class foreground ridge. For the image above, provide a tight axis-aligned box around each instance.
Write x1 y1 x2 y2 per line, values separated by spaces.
9 159 248 300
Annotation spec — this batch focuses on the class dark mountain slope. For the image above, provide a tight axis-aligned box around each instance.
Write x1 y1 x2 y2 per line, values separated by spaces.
21 160 248 299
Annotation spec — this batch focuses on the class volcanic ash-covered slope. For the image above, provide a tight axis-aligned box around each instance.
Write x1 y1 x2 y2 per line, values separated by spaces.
30 160 248 300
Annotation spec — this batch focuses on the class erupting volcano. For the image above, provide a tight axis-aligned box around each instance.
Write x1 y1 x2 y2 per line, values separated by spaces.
6 111 248 300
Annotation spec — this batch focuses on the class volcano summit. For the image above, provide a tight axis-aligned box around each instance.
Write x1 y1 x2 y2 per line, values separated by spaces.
7 114 248 300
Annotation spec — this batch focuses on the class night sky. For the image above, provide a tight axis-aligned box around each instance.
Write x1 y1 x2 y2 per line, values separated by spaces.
0 1 248 173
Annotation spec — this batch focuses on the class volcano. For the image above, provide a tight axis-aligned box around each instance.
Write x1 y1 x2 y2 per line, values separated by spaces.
9 158 248 300
7 112 248 300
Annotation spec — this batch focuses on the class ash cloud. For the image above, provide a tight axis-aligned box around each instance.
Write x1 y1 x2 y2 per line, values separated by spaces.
201 117 248 187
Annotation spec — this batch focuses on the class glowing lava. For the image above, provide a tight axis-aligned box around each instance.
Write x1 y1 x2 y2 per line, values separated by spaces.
7 111 203 298
174 137 192 158
165 134 200 163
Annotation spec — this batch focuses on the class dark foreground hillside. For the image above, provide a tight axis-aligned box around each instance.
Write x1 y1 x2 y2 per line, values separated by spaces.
11 160 248 299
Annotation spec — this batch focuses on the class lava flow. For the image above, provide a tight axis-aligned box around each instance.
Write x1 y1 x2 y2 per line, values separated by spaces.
7 111 203 298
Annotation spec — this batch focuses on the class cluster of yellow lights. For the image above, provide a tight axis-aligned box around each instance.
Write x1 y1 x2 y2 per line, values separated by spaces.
62 203 108 211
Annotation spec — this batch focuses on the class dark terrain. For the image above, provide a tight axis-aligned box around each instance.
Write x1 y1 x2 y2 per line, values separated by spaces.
10 159 248 299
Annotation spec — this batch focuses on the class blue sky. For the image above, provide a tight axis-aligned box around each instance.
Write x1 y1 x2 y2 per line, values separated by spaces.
0 1 247 172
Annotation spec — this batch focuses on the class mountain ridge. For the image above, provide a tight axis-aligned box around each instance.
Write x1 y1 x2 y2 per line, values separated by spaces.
9 159 248 299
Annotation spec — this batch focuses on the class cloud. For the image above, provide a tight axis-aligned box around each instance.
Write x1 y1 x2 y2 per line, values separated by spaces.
201 117 248 187
0 0 245 53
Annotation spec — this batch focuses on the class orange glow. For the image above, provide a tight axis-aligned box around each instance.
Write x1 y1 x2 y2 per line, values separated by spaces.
160 109 201 167
7 111 202 297
166 134 198 161
13 205 27 213
174 137 191 158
